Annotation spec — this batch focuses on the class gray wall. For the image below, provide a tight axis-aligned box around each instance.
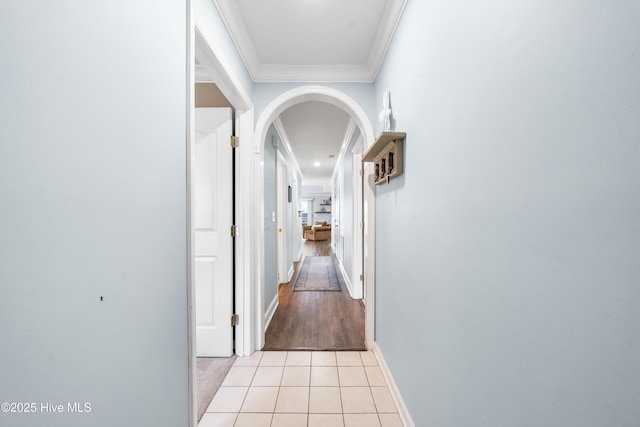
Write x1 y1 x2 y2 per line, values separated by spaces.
304 194 332 226
336 128 362 286
263 125 303 317
0 1 189 426
374 1 640 426
263 126 279 314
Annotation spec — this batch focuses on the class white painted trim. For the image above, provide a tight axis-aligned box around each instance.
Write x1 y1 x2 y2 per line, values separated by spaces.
191 19 256 360
338 260 355 299
296 246 303 263
365 0 408 79
253 85 376 351
264 294 279 332
211 0 261 82
276 152 287 284
287 265 295 283
186 3 196 426
193 27 252 111
373 344 416 427
254 149 266 351
254 86 374 155
212 0 407 83
364 167 376 350
352 137 365 301
235 108 256 357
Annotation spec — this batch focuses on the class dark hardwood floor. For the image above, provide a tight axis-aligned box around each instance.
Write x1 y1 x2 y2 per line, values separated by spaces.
263 239 366 351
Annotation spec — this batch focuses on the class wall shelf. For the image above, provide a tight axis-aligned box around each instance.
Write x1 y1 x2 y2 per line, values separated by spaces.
362 131 406 185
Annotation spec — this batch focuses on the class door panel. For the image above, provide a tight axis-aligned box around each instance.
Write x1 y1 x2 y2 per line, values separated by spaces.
194 108 233 357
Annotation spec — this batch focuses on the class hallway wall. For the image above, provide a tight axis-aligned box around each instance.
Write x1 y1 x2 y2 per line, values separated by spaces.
263 126 279 316
373 1 640 426
334 128 362 294
0 1 189 426
263 124 304 322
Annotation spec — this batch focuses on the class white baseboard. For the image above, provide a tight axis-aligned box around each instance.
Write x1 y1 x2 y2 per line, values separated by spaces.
287 265 294 282
373 344 415 427
264 294 279 331
338 261 356 298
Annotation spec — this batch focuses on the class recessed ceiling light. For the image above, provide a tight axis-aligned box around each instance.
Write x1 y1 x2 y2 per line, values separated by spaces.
313 161 320 167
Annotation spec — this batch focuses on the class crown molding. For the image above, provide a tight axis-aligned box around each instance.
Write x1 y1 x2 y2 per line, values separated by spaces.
212 0 261 81
213 0 407 83
366 0 408 78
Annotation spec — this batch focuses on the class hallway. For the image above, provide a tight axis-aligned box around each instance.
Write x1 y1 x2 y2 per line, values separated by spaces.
264 240 366 351
198 350 403 427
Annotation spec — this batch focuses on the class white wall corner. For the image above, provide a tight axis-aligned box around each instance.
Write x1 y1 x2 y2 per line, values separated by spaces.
373 344 416 427
264 294 279 331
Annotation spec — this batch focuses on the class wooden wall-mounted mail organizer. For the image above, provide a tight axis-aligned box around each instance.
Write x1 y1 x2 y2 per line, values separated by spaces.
362 131 406 185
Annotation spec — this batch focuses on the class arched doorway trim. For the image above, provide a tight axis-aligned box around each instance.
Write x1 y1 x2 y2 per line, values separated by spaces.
253 85 376 350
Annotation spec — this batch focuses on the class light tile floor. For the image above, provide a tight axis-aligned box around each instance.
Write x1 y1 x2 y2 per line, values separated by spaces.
199 351 403 427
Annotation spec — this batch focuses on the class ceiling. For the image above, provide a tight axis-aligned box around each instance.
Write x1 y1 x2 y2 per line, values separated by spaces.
213 0 407 82
278 101 351 184
204 0 407 184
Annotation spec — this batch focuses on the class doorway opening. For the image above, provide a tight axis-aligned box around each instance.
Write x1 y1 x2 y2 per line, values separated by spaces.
253 86 376 353
190 28 254 425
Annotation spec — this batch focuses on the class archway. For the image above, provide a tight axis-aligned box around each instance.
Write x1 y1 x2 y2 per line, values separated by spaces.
253 85 376 350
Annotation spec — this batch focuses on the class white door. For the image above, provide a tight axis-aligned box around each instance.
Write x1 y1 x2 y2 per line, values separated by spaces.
194 108 233 357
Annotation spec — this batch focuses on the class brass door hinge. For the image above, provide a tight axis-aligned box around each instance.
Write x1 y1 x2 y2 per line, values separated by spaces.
231 314 239 326
360 274 364 282
359 169 364 176
231 225 239 237
230 136 239 148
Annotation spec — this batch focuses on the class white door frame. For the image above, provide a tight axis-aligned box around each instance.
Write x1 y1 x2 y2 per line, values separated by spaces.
187 19 255 427
193 108 234 357
192 24 255 351
291 177 302 263
352 137 364 298
276 152 288 284
253 86 376 351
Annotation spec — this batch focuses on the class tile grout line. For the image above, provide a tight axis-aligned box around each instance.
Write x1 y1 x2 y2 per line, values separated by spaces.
362 350 383 426
234 351 263 426
337 354 345 427
202 351 397 427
